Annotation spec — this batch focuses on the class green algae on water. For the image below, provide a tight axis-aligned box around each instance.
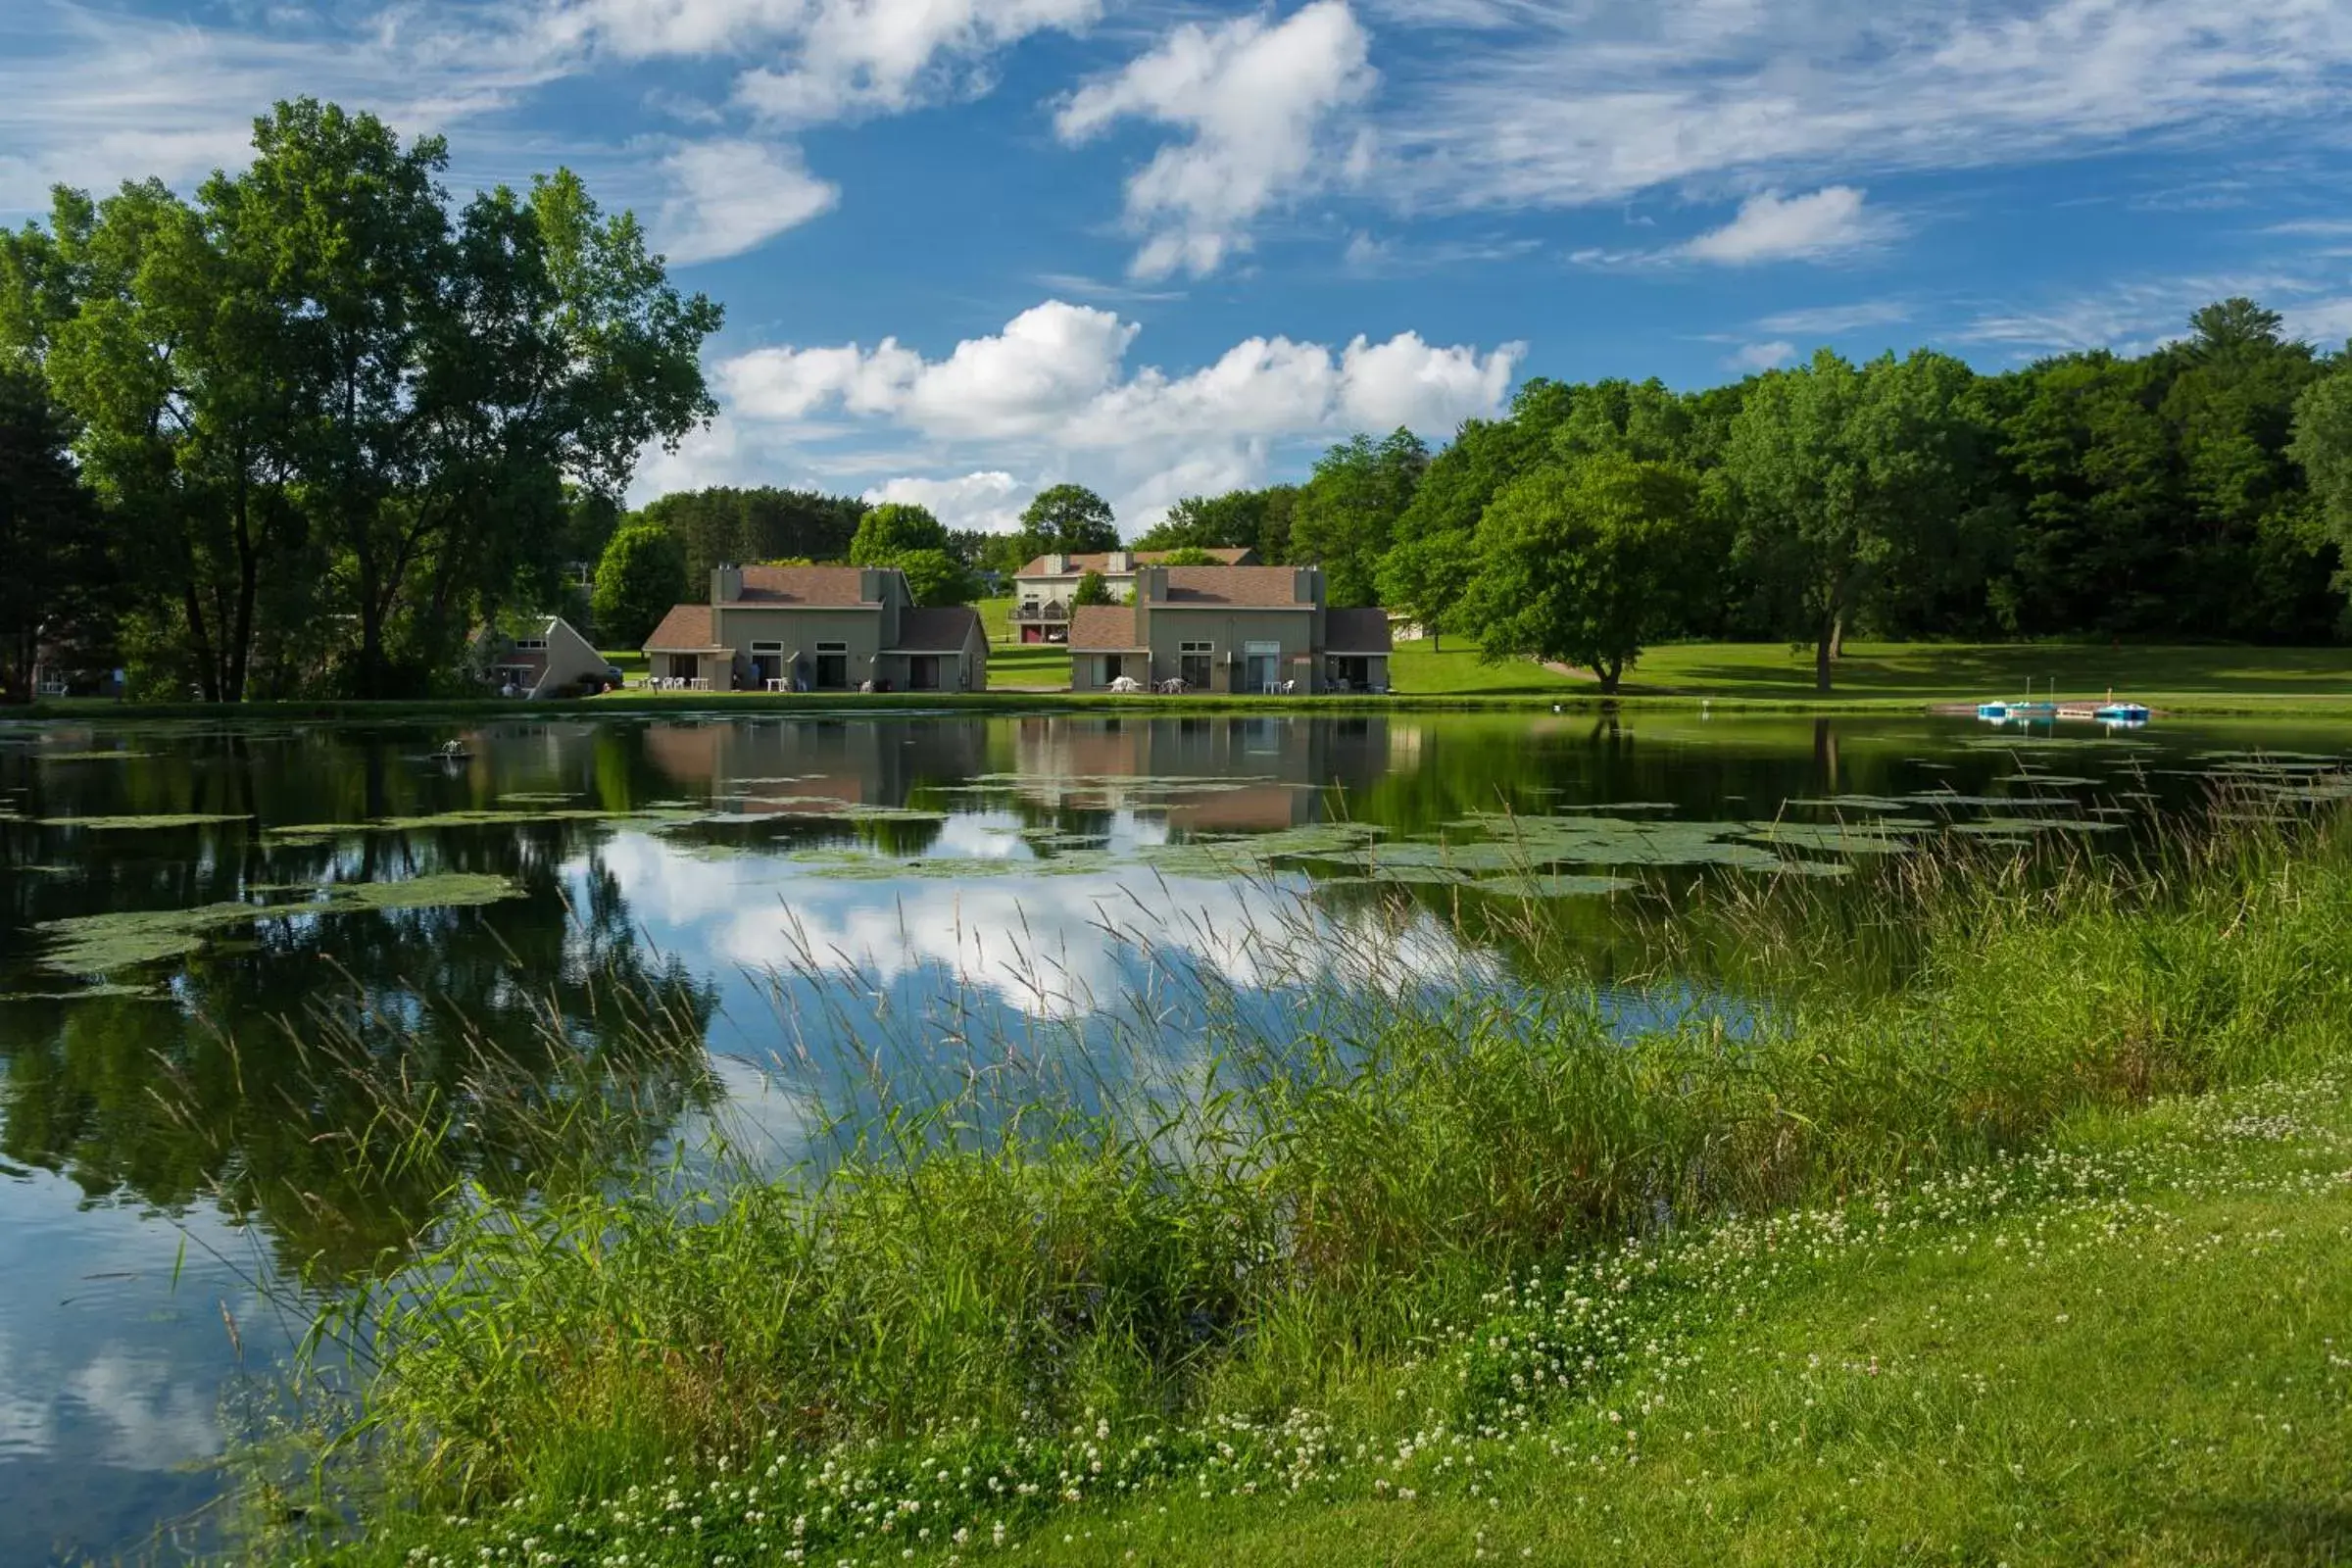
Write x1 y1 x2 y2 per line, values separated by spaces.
35 872 525 974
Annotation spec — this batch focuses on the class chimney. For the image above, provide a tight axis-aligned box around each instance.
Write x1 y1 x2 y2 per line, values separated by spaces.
711 564 743 604
1135 564 1167 604
1294 565 1322 606
1106 550 1133 572
1049 553 1069 575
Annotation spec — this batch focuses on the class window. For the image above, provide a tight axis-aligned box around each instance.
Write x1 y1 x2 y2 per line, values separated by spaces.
814 641 850 690
513 637 549 651
1179 640 1213 690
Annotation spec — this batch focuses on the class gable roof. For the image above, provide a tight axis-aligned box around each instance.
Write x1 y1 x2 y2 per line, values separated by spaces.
1156 565 1313 608
1016 547 1256 577
644 604 725 652
732 565 880 607
1067 606 1146 649
890 606 984 652
1322 607 1394 654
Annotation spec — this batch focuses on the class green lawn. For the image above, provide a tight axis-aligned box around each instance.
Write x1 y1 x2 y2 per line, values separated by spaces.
1014 1077 2352 1567
1390 639 1591 696
989 643 1072 688
1622 639 2352 703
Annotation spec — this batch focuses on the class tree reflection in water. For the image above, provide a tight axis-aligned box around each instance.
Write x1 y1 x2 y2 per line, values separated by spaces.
0 828 717 1280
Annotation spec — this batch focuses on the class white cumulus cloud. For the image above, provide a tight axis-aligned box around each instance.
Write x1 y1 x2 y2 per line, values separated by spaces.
1679 186 1894 265
1055 0 1378 278
726 0 1103 123
655 139 840 263
701 299 1521 525
862 470 1031 533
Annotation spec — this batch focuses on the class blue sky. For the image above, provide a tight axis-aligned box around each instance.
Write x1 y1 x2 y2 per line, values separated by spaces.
6 0 2352 532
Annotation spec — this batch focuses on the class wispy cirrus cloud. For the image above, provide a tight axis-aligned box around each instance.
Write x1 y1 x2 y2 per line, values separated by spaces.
1753 300 1917 337
0 0 1100 263
1382 0 2352 218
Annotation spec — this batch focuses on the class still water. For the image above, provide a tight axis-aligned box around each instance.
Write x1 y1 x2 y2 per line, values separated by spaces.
1 707 2344 1562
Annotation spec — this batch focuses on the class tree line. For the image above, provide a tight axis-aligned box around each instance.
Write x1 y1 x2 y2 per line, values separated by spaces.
1139 298 2352 690
0 99 718 701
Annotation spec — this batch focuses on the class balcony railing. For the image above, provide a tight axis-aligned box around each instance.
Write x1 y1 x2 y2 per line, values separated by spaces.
1012 601 1071 621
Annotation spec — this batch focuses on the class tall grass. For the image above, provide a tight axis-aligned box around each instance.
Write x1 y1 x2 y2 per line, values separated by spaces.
252 798 2352 1559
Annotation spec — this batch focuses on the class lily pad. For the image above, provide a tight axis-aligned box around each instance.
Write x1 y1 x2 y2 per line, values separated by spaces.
1742 822 1916 854
1471 873 1639 898
35 813 253 831
1785 795 1915 812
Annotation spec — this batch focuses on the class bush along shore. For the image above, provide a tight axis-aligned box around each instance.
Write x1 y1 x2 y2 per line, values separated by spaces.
236 806 2352 1566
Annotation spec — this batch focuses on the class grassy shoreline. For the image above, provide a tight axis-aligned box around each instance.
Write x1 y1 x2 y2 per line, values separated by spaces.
17 640 2347 721
236 807 2352 1565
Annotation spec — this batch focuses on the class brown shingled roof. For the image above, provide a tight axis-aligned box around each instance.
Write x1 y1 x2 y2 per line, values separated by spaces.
890 607 983 652
1015 547 1256 577
733 565 879 606
643 604 725 652
1156 565 1314 608
1322 608 1394 654
1066 606 1146 649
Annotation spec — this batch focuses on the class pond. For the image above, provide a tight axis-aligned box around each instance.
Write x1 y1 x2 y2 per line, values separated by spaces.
2 707 2346 1563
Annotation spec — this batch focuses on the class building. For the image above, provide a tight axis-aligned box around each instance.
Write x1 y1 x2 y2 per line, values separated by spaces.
1065 564 1392 695
1010 547 1259 643
476 615 611 699
643 565 989 693
27 643 124 700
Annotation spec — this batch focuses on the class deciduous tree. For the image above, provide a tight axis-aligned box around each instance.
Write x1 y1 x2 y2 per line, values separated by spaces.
1016 484 1118 556
1290 429 1428 607
0 369 108 702
1457 453 1696 693
590 521 687 647
848 501 949 565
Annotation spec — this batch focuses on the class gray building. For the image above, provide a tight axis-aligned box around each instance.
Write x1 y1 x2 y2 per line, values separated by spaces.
644 565 989 693
1065 564 1392 695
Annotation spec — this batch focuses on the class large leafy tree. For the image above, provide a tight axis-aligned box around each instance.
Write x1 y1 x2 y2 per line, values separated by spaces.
591 521 687 646
0 368 109 701
1457 453 1697 693
1373 381 1579 645
1016 483 1118 556
2291 360 2352 591
1290 428 1428 607
1134 485 1297 561
1724 349 1983 690
1 98 721 699
848 501 950 565
892 547 977 608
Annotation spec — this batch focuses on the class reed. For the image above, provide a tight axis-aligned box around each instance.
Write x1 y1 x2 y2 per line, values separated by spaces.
240 797 2352 1563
